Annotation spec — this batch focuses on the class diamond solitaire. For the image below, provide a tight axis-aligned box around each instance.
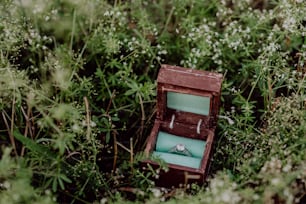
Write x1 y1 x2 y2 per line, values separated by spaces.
176 144 185 152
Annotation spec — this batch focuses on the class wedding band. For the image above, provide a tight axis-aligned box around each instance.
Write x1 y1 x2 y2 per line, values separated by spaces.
168 144 192 157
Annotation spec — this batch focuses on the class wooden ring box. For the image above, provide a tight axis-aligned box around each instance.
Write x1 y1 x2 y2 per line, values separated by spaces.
143 64 223 187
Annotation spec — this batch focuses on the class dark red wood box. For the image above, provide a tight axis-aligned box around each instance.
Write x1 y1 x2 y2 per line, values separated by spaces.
143 64 223 187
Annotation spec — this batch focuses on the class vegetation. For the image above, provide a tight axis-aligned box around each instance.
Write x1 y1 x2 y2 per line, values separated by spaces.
0 0 305 203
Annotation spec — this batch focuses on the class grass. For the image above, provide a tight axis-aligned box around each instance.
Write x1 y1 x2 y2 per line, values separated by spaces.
0 0 305 203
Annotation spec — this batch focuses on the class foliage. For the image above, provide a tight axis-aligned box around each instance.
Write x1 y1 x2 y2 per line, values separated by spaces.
0 147 56 203
0 0 305 203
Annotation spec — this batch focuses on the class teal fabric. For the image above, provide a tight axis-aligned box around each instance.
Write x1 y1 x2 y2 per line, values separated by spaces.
155 131 206 158
167 92 210 115
152 151 202 169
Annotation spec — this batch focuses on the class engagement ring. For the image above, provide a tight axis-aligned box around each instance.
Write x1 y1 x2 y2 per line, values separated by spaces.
168 144 192 157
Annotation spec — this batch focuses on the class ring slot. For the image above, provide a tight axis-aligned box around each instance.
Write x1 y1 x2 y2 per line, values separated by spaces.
197 119 202 134
169 114 175 129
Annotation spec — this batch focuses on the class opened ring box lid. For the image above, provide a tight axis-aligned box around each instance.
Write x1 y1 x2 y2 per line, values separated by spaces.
143 64 223 186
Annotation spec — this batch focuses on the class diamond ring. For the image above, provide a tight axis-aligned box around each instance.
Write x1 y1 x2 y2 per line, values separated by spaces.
168 144 192 157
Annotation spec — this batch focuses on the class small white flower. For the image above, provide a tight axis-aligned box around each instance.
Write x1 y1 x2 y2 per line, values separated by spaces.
51 9 58 15
271 178 280 186
90 121 96 127
221 190 231 202
282 164 291 172
253 194 260 200
72 124 81 132
103 11 110 16
100 197 108 204
3 181 11 189
282 17 296 31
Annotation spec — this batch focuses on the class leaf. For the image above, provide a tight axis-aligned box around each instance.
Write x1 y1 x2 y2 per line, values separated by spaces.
58 174 72 190
13 130 57 159
52 178 58 192
124 89 136 96
58 177 65 190
106 131 110 143
60 174 72 183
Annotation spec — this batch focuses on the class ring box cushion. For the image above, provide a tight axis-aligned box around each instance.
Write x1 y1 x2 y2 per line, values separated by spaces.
154 131 206 169
152 151 202 169
167 92 210 116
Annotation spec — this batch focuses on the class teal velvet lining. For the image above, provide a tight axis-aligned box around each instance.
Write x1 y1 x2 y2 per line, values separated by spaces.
156 131 206 158
153 132 206 169
152 151 202 169
152 92 209 169
167 92 210 115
